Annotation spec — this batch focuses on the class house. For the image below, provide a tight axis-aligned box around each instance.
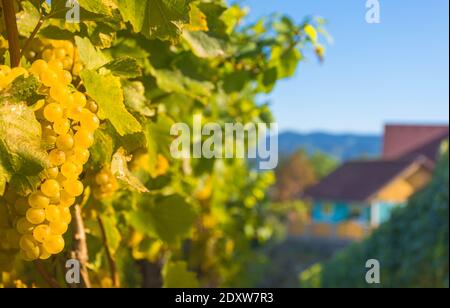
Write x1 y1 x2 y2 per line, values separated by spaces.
300 125 449 240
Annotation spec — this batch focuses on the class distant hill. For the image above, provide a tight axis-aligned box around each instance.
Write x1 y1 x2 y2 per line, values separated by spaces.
277 132 382 162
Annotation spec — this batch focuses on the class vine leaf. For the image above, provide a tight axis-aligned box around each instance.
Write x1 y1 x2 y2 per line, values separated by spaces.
162 261 199 288
78 0 114 16
182 30 227 59
104 57 142 78
99 214 121 255
117 0 192 42
121 80 154 117
128 195 197 244
0 102 50 196
75 36 109 70
111 148 149 193
16 0 41 37
81 70 142 136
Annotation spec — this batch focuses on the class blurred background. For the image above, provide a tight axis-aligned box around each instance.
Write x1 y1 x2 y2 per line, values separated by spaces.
235 0 449 288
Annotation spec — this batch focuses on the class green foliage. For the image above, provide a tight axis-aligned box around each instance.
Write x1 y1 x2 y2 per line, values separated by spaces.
81 70 142 136
0 101 49 196
301 150 449 288
1 0 329 288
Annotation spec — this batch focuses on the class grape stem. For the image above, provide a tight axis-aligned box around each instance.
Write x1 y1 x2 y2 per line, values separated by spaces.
71 204 92 288
1 0 21 67
98 216 121 288
34 261 61 288
20 14 44 59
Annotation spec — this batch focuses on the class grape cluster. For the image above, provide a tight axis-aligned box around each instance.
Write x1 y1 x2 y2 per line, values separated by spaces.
26 39 84 77
0 59 99 261
93 168 119 200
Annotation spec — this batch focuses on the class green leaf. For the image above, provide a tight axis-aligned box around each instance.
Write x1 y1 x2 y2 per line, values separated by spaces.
9 75 42 104
100 214 121 255
145 114 175 160
16 1 41 37
162 261 199 288
111 148 149 193
78 0 113 16
304 24 318 43
91 126 115 167
104 57 142 78
182 31 227 59
75 36 109 70
117 0 192 41
128 195 197 244
150 67 214 100
122 80 155 117
0 102 50 196
81 70 142 136
270 46 302 79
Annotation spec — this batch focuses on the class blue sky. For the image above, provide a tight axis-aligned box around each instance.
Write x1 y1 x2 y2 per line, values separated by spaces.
240 0 449 134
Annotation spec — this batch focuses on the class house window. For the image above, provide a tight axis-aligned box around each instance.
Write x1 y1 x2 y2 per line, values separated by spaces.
322 203 334 216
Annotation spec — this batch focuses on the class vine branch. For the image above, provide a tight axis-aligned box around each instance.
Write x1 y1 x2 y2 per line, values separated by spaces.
33 261 61 288
71 204 92 288
1 0 21 67
20 14 44 59
97 216 120 288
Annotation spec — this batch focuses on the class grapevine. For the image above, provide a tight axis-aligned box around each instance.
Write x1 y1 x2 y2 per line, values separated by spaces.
0 0 327 288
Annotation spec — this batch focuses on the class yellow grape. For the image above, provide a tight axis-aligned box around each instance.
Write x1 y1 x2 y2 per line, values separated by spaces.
49 149 66 166
41 70 59 87
41 179 61 198
45 205 61 223
42 49 55 62
50 221 68 235
60 191 76 208
19 234 37 251
16 218 34 235
28 192 50 209
73 92 87 107
59 208 72 224
48 59 64 71
30 60 48 75
67 105 83 121
53 119 71 135
26 209 46 225
61 162 81 178
33 225 51 243
95 172 110 186
80 110 100 131
43 103 63 122
43 235 65 254
71 147 90 165
39 246 52 260
63 179 84 197
54 48 67 59
56 134 74 151
74 129 94 149
49 85 70 102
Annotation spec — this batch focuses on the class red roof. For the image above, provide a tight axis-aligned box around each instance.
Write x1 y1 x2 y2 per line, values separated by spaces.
383 125 449 160
305 158 432 203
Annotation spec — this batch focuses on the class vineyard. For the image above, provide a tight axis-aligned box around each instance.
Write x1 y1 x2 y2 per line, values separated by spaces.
0 0 325 288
